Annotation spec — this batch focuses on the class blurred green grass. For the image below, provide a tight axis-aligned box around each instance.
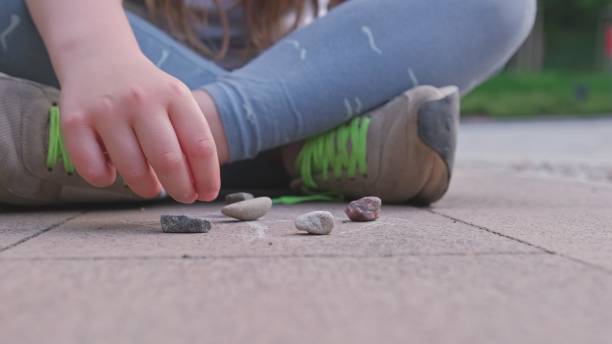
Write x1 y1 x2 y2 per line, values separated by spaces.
462 71 612 117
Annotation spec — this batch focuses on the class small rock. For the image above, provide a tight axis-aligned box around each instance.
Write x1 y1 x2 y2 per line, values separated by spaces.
161 215 211 233
225 192 254 204
345 196 382 222
221 197 272 221
295 211 335 235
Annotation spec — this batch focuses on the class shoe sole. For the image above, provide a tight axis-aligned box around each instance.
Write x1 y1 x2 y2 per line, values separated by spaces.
412 86 460 205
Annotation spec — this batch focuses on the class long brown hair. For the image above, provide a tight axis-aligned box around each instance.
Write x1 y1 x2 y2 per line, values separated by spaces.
143 0 343 61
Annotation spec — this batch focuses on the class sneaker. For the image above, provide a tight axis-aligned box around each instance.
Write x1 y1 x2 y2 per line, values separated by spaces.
282 85 460 205
0 73 146 205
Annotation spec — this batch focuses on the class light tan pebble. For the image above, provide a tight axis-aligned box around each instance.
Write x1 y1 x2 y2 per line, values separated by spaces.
221 197 272 221
295 211 335 235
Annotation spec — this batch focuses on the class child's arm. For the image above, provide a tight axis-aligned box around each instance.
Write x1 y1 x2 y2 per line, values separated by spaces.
26 0 220 203
25 0 139 84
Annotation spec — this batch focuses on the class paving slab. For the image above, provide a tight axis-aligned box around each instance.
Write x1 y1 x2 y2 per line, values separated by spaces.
0 204 537 259
0 209 81 252
459 118 612 166
2 117 611 344
1 254 610 344
436 167 612 271
458 118 612 184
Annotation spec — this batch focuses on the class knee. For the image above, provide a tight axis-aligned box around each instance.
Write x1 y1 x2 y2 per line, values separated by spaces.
442 0 537 93
484 0 537 56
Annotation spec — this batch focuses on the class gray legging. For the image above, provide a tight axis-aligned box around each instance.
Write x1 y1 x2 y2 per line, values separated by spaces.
0 0 536 164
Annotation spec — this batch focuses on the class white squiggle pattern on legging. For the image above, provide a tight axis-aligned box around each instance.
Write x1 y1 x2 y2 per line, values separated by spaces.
344 98 353 118
408 68 419 87
156 49 170 67
287 39 308 61
354 97 363 114
243 102 257 125
361 26 382 55
345 97 365 119
1 14 21 51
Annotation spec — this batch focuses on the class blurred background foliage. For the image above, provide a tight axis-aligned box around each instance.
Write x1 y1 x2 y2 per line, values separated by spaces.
463 0 612 117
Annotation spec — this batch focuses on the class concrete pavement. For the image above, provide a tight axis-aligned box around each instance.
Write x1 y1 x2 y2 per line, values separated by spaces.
1 117 612 344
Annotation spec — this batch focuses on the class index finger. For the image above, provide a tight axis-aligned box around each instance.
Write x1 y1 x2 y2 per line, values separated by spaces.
168 88 221 202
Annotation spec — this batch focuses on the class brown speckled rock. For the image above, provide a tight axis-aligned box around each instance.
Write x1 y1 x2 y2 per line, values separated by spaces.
345 196 382 222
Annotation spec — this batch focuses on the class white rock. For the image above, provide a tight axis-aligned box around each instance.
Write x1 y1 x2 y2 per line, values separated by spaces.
295 211 335 235
221 197 272 221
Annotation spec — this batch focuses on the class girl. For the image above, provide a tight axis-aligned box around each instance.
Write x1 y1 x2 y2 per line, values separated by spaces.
0 0 536 205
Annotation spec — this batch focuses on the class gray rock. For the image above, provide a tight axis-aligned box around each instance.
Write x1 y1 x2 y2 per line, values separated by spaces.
160 215 211 234
345 196 382 222
295 211 335 235
221 197 272 221
225 192 254 204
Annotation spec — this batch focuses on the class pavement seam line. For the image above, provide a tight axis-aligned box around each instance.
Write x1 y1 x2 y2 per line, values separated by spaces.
428 209 612 275
0 251 550 262
428 209 552 253
0 212 87 254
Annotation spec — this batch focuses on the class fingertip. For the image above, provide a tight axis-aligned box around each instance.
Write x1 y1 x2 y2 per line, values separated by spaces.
190 193 200 203
123 170 164 199
138 182 163 199
167 186 198 204
195 168 221 203
79 164 116 188
61 122 114 188
198 188 220 202
175 192 198 204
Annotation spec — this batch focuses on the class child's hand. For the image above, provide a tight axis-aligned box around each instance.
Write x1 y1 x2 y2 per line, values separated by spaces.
59 53 221 203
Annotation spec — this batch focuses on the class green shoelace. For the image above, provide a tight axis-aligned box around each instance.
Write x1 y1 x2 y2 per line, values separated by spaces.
273 115 371 205
46 105 75 174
